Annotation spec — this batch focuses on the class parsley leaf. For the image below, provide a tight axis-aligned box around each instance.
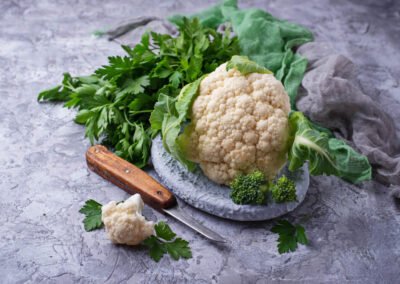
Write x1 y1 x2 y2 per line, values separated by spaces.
143 221 192 262
156 76 205 171
143 236 166 262
79 199 103 232
164 238 192 260
95 56 135 79
154 221 176 241
226 55 272 75
121 75 150 95
169 71 183 88
271 220 308 254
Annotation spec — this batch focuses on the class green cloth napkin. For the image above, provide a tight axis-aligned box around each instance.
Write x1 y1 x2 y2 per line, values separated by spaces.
169 0 313 108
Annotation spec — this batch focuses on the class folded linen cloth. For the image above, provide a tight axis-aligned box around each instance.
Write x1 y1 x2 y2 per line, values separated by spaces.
297 42 400 185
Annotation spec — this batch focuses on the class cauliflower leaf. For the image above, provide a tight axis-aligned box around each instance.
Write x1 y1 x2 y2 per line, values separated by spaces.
150 94 178 131
153 76 206 171
226 55 273 75
288 112 372 183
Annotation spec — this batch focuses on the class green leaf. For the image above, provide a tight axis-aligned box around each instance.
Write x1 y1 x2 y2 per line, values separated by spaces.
271 219 308 254
75 109 94 124
186 55 203 81
97 107 109 131
288 111 372 183
153 59 173 79
144 221 192 262
140 32 150 48
161 114 183 154
194 33 209 53
77 75 99 84
79 199 103 232
175 76 204 118
85 117 97 145
63 95 80 109
295 225 308 245
159 77 205 171
169 71 183 88
37 85 68 102
128 94 154 111
154 221 176 241
95 56 135 79
130 123 151 168
143 236 167 262
226 55 273 75
164 238 192 260
75 84 97 97
280 235 298 253
38 73 78 102
122 75 150 95
271 220 294 236
121 45 136 58
150 94 178 131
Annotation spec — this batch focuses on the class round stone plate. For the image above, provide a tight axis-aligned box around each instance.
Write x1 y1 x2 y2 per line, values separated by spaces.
151 136 309 221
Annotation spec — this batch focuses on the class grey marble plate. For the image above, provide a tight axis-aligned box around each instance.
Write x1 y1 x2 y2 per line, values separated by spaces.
151 136 309 221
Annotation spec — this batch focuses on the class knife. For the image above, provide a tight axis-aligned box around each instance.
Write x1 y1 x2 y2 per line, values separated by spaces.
86 145 226 243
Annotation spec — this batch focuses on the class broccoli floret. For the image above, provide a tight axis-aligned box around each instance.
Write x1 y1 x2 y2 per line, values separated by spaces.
271 175 297 203
230 171 268 205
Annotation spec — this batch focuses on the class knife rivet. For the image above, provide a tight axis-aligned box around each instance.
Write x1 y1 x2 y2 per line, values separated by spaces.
157 191 162 195
124 169 130 174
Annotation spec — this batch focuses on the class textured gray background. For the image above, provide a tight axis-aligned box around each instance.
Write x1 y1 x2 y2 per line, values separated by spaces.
1 0 400 283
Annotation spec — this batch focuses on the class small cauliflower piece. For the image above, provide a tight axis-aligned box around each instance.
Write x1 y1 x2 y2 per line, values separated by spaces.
185 63 291 185
101 194 154 245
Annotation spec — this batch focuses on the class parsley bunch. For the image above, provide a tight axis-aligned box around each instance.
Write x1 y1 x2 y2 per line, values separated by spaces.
38 18 239 167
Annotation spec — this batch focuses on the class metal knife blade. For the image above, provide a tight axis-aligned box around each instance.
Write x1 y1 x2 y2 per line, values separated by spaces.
86 145 226 243
163 206 226 243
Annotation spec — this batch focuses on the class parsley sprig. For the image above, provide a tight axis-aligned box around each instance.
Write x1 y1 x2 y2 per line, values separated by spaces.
271 219 308 254
38 18 239 168
143 221 192 262
79 200 192 262
79 199 103 231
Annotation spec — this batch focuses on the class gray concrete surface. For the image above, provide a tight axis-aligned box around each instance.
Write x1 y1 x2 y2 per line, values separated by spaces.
1 0 399 283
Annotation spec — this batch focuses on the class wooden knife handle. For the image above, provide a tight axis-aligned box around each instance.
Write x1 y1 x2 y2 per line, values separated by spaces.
86 145 176 211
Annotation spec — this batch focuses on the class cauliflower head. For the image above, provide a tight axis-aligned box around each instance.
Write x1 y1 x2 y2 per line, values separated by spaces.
101 194 154 245
182 63 291 185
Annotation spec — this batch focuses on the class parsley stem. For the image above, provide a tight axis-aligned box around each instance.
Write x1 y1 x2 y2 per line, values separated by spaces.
130 110 153 115
123 110 136 126
160 53 179 58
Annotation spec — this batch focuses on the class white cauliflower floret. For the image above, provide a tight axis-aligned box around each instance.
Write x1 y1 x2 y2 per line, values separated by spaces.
185 63 291 185
101 194 154 245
